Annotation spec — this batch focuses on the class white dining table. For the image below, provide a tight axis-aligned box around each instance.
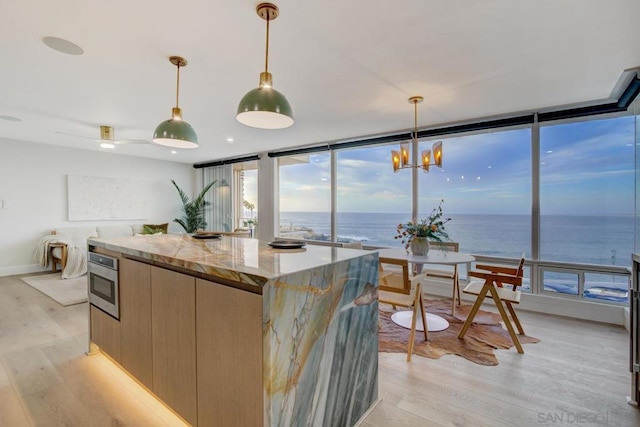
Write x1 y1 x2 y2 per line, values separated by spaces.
377 248 475 332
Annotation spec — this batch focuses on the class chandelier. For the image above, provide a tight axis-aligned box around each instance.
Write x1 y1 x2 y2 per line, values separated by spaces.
392 96 442 172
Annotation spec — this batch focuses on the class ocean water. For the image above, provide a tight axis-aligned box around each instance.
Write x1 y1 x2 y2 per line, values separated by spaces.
279 212 635 268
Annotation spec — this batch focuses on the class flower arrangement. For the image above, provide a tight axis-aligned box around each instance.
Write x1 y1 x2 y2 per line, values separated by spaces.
395 199 452 252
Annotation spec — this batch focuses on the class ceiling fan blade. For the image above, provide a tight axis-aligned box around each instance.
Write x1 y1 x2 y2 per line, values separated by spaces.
57 127 151 145
55 130 98 141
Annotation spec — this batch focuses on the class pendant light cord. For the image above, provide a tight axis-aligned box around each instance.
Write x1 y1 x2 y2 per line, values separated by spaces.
413 99 418 144
264 13 270 74
175 63 181 109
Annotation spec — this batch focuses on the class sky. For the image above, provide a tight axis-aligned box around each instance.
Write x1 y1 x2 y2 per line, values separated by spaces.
274 115 636 216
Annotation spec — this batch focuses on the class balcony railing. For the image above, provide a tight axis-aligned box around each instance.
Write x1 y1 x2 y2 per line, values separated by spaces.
448 254 631 305
279 236 632 305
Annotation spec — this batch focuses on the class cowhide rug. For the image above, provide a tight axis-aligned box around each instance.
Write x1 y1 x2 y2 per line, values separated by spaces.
378 299 540 365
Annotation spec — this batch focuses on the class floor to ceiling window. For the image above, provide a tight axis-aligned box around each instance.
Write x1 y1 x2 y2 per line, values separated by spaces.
418 128 532 259
539 115 635 298
202 160 258 233
203 165 233 232
539 116 634 266
278 153 331 239
269 110 636 303
235 161 258 232
335 144 411 247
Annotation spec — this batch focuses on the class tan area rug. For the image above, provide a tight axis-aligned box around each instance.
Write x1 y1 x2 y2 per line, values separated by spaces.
20 273 88 306
379 299 540 366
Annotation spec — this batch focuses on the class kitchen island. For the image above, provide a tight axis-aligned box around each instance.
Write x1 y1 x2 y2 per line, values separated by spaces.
87 234 379 427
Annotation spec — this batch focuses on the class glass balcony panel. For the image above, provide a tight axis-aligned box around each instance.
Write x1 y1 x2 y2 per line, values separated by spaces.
542 270 579 295
583 272 629 303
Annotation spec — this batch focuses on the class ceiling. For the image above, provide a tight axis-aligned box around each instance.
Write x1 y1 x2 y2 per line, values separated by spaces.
1 0 638 165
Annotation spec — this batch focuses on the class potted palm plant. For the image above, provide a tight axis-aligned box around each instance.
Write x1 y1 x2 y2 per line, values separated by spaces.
171 179 216 233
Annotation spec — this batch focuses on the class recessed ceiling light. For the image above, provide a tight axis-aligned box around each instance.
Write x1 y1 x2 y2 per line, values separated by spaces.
0 115 21 122
226 137 234 143
42 36 84 55
171 150 177 154
546 150 553 153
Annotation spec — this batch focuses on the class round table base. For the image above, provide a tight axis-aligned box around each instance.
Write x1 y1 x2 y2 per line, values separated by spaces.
390 310 450 332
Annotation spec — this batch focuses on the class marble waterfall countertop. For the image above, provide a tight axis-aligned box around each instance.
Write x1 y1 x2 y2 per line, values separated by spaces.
88 234 371 289
89 233 380 426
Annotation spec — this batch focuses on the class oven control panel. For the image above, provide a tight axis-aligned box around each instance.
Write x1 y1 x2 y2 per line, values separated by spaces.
89 252 118 270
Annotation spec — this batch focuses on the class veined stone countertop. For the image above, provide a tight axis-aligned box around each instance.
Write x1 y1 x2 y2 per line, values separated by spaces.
88 234 370 289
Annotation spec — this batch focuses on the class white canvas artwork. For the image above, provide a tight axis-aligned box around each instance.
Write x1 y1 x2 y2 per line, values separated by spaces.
67 175 148 221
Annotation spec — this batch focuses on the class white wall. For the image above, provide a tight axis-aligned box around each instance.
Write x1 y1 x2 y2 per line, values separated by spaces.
0 138 195 276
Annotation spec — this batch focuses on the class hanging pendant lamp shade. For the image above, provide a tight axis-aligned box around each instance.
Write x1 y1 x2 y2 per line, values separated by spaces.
236 3 294 129
153 56 199 149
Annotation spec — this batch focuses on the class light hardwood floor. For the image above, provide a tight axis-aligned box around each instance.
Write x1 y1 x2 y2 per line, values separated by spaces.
1 273 639 426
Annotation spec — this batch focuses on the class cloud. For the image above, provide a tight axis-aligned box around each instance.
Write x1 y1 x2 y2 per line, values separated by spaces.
276 116 634 215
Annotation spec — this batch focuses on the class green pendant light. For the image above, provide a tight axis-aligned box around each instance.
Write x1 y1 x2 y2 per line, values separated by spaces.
237 3 294 129
153 56 198 149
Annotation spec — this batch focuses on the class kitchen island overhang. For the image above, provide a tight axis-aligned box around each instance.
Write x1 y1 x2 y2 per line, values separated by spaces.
88 234 379 427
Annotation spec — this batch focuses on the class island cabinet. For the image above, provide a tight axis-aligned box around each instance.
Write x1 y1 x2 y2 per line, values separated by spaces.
150 266 197 426
119 258 152 389
195 278 263 426
90 305 120 363
89 235 379 427
117 259 262 425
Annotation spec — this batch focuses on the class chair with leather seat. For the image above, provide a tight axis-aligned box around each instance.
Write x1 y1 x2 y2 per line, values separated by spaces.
379 256 428 361
458 256 527 353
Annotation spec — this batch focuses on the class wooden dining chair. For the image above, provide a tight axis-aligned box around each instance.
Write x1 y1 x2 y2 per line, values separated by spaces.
423 241 462 315
458 257 527 353
379 257 428 361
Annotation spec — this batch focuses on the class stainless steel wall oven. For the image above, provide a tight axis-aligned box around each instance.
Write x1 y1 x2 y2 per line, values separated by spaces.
87 252 119 320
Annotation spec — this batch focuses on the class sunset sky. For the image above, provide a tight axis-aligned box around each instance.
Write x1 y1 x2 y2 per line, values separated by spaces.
250 115 635 216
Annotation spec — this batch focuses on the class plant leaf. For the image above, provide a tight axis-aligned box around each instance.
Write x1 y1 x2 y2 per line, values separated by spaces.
171 180 217 233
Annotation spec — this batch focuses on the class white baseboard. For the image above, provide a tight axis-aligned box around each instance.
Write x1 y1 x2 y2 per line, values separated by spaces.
0 264 47 277
423 277 627 326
